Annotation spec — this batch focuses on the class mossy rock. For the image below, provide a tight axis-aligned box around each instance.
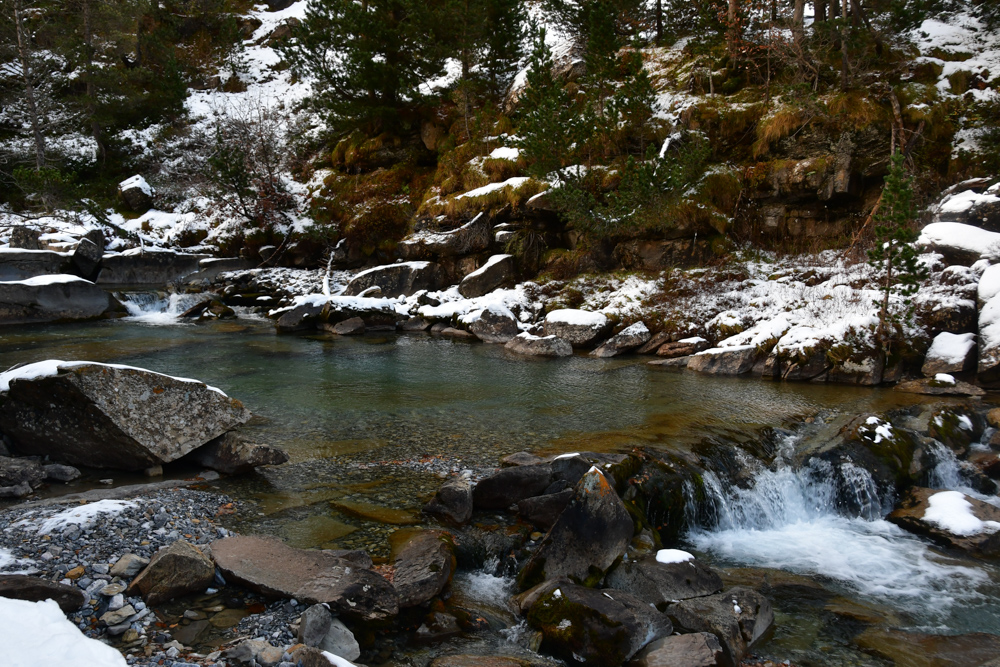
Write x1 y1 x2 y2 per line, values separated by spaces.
927 408 985 454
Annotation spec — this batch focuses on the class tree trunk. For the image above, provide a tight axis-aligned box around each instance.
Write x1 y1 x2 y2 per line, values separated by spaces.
13 0 46 171
655 0 662 45
80 0 106 162
793 0 805 49
840 0 849 91
815 0 826 22
727 0 740 61
829 0 840 22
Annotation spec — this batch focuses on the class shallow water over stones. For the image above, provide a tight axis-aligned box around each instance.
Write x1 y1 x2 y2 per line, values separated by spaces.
3 317 1000 665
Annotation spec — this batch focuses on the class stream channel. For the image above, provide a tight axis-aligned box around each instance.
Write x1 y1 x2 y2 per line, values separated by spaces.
2 293 1000 666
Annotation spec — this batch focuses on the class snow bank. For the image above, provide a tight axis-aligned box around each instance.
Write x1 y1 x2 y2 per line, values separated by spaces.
926 332 976 365
924 491 1000 536
546 309 608 327
917 222 1000 259
0 598 128 667
938 189 1000 214
0 360 226 396
35 499 137 536
655 549 694 564
979 264 1000 304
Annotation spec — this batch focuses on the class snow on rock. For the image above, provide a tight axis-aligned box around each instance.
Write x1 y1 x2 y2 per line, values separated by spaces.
489 147 521 161
922 332 976 376
0 274 91 287
917 222 1000 264
117 175 152 197
33 499 137 536
454 176 531 200
978 294 1000 384
654 549 694 565
934 373 957 385
0 360 227 396
0 597 128 667
980 264 1000 306
923 491 1000 537
413 285 534 323
320 652 358 667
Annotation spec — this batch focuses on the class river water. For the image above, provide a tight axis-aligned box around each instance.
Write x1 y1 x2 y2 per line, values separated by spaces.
2 308 999 665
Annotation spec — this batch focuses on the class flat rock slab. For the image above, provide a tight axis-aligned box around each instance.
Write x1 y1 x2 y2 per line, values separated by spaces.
392 530 456 608
543 310 610 348
887 487 1000 557
212 535 398 621
667 587 774 667
688 346 760 375
0 362 251 471
0 575 86 612
185 431 288 474
894 378 985 397
632 632 725 667
332 499 420 525
0 249 70 281
605 554 723 608
505 333 573 357
0 276 120 325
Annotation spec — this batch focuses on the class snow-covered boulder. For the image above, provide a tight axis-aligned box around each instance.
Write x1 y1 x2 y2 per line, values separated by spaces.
0 247 71 281
979 294 1000 385
342 261 441 298
543 309 611 347
0 274 122 325
398 214 492 260
117 174 153 212
458 254 514 298
505 332 573 358
467 304 518 343
922 332 976 377
0 361 251 471
888 488 1000 558
97 248 211 286
916 222 1000 266
591 322 652 358
930 182 1000 231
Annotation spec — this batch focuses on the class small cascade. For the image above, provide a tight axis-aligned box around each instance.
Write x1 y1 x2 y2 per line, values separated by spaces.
116 291 208 324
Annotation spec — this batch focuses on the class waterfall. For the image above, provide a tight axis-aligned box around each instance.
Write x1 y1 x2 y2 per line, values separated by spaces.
116 291 207 324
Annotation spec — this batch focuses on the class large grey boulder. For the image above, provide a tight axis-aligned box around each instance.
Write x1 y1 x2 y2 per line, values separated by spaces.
392 530 456 608
128 540 215 605
458 254 515 298
526 582 671 666
343 261 441 298
185 431 288 474
97 248 211 286
297 604 361 661
71 230 105 282
505 332 573 357
0 361 251 470
518 467 634 589
473 463 553 510
212 535 398 621
667 587 774 667
9 227 40 250
591 322 651 358
632 633 726 667
605 552 723 608
517 489 573 531
423 474 473 525
398 214 492 259
0 275 121 325
0 456 45 491
0 248 69 281
687 346 761 375
117 175 153 212
468 304 519 343
922 332 976 377
543 310 611 348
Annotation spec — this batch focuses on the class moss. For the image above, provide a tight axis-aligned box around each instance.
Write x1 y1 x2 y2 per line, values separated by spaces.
526 588 632 667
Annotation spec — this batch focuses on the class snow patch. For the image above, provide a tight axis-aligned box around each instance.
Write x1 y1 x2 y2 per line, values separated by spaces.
0 598 128 667
655 549 694 564
924 491 1000 537
35 500 136 536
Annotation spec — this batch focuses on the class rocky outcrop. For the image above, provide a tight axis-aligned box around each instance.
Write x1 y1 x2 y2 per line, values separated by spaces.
922 332 977 376
212 535 398 621
667 587 774 667
518 467 633 589
525 582 671 666
591 322 651 358
398 214 492 260
184 431 289 474
917 222 1000 266
459 254 515 298
0 275 121 325
0 361 251 470
469 305 519 343
0 456 45 498
505 333 573 357
543 310 611 348
392 530 456 608
687 346 761 375
605 552 723 608
655 337 709 358
0 248 70 281
128 540 215 605
424 474 473 525
343 261 441 298
118 175 154 212
71 230 105 282
0 575 86 612
97 249 211 286
887 488 1000 557
473 463 554 510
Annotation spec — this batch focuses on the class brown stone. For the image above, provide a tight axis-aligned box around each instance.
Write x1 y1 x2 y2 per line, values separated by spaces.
129 540 215 605
0 575 86 612
887 487 1000 557
392 530 456 608
854 628 1000 667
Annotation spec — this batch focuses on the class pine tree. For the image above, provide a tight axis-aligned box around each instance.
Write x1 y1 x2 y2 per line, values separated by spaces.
608 48 656 157
279 0 451 131
867 150 929 347
479 0 527 101
517 28 581 178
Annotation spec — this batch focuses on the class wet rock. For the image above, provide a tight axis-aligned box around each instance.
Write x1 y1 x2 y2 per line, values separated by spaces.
0 456 44 490
416 611 462 643
212 535 398 621
424 474 474 525
887 487 1000 557
473 463 553 510
0 275 121 325
667 587 774 667
297 603 361 661
42 463 81 482
459 254 515 299
631 632 725 667
922 332 977 376
0 362 251 471
343 261 441 297
275 303 324 333
128 540 215 605
854 628 1000 667
0 575 86 612
186 431 289 474
656 337 709 358
505 333 573 357
469 305 519 344
441 327 477 339
894 377 985 396
526 582 671 666
518 468 633 589
605 553 723 609
225 639 272 665
118 175 153 212
110 553 149 578
393 530 456 608
687 346 761 375
402 317 431 331
502 451 544 467
543 310 611 348
637 331 672 354
0 248 70 281
517 489 573 531
324 316 365 335
591 322 651 358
